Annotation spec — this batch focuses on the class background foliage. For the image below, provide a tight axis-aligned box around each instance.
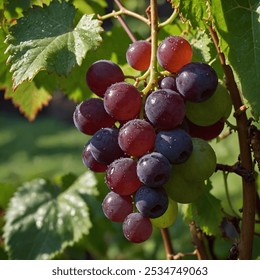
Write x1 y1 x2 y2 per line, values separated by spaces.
0 0 259 260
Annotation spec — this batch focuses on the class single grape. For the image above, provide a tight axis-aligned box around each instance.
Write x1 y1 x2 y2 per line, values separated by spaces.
151 198 178 228
159 76 178 91
145 89 185 130
105 157 142 195
137 152 171 187
73 98 115 135
176 62 218 102
157 36 192 73
173 137 217 182
89 128 124 164
185 84 232 126
126 40 151 71
104 82 142 121
155 129 193 164
82 142 107 172
134 186 168 218
123 212 152 243
164 170 205 203
86 60 124 97
102 191 133 222
186 119 225 141
118 119 156 157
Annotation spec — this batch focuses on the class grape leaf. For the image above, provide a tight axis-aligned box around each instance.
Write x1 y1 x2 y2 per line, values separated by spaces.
4 172 98 259
5 0 102 90
4 82 52 121
212 0 260 118
171 0 210 28
0 26 52 121
183 181 223 236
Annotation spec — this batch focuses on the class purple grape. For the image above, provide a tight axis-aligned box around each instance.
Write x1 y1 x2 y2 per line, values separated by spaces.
176 62 218 102
89 128 124 164
144 89 185 130
137 152 171 187
134 186 168 218
82 142 107 172
73 98 115 135
159 76 178 91
86 60 125 97
123 212 152 243
155 129 193 164
102 191 133 222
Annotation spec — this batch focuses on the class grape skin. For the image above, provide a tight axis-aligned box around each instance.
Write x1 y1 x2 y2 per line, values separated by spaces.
145 89 185 130
118 119 156 157
104 82 142 121
89 128 124 164
134 186 168 218
123 212 153 243
157 36 192 73
176 62 218 102
82 142 107 173
102 191 133 222
155 129 193 164
126 40 151 71
137 152 171 187
105 157 142 195
73 98 115 135
86 60 125 97
151 198 178 228
159 76 178 91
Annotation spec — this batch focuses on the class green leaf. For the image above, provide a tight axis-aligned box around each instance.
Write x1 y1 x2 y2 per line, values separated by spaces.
212 0 260 118
5 0 102 90
183 181 223 236
172 0 210 28
0 27 52 121
4 172 97 259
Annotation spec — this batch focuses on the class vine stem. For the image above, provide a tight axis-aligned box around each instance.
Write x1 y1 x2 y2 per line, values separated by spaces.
209 26 256 259
160 228 175 260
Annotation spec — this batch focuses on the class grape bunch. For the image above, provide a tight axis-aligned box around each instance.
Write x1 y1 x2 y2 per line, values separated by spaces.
73 35 231 243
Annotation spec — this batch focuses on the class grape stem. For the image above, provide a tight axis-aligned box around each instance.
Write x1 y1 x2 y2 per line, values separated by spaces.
158 7 179 29
142 0 159 96
98 0 149 25
160 228 175 260
215 162 255 182
209 25 256 260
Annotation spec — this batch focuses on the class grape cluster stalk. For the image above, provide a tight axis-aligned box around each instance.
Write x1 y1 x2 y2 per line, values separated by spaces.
73 33 232 244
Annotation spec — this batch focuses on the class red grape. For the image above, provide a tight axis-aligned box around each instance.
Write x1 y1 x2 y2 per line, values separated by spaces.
186 119 225 140
86 60 124 97
157 36 192 73
104 82 142 121
123 212 152 243
118 119 156 157
126 40 151 71
102 191 133 222
105 157 142 195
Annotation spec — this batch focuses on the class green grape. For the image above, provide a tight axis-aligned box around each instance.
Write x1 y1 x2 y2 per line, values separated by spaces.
151 197 178 228
185 84 232 126
172 138 217 182
164 171 205 203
